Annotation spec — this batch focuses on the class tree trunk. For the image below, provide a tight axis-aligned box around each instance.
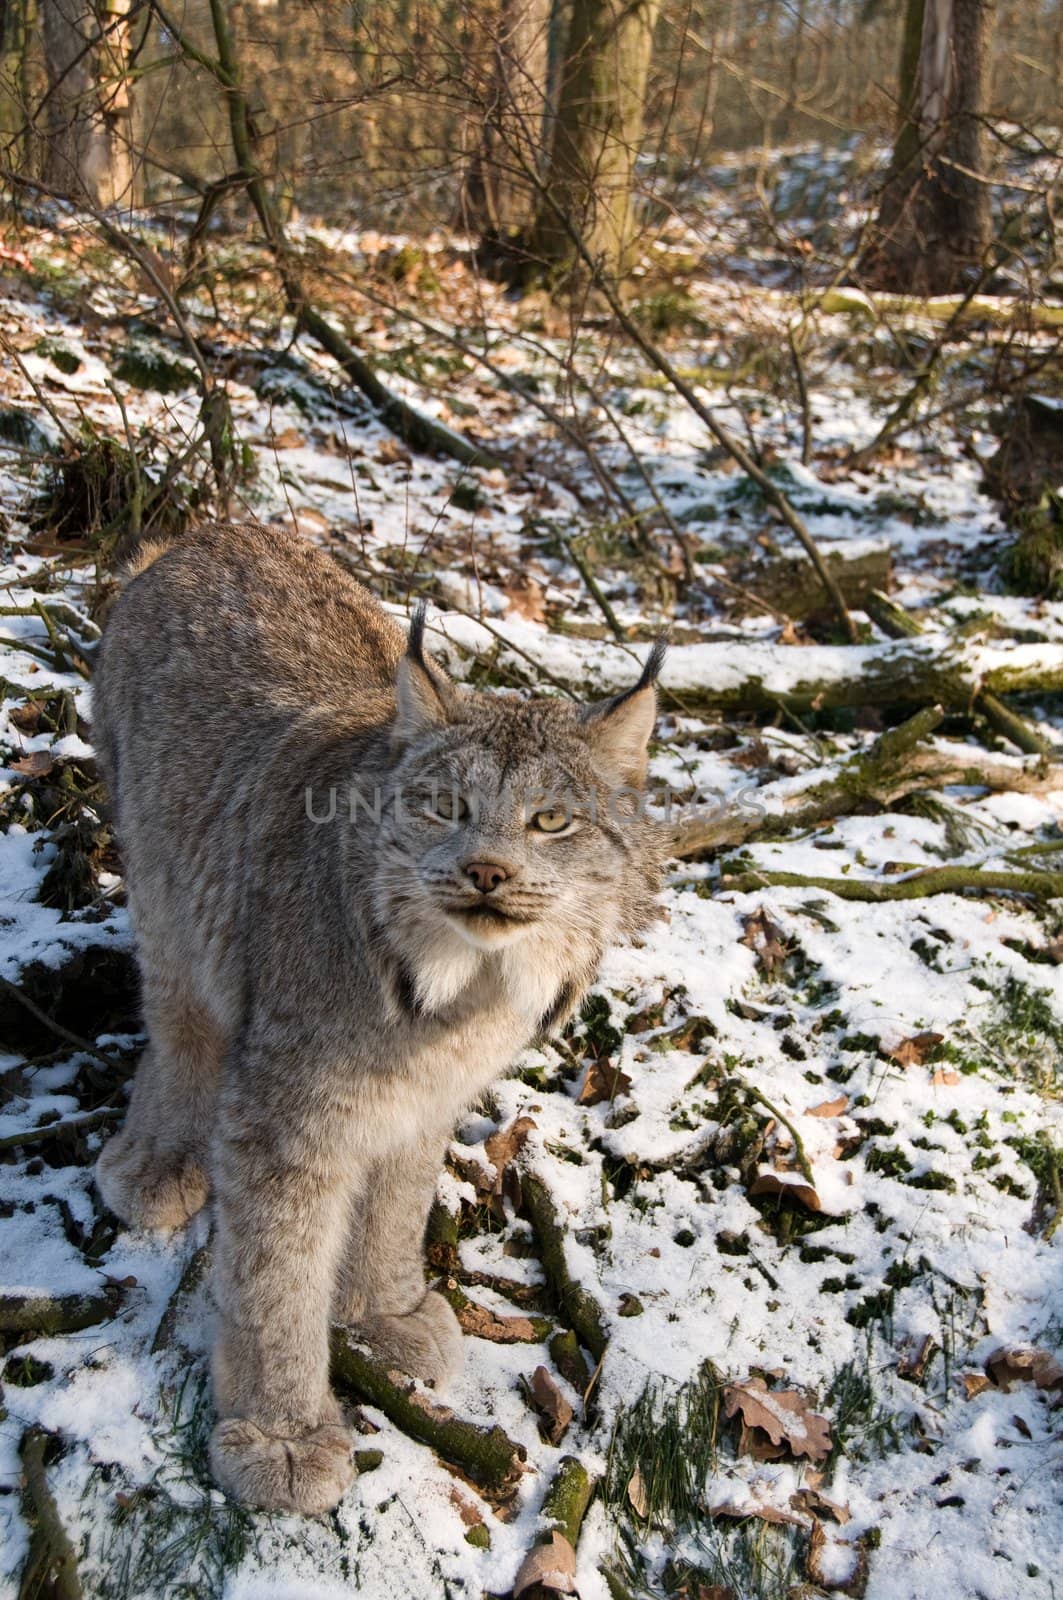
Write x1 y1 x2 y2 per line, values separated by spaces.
526 0 660 279
462 0 552 242
39 0 135 206
862 0 995 293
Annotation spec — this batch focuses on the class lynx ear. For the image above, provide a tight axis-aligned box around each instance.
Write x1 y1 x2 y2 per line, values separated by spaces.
394 604 462 743
580 639 665 786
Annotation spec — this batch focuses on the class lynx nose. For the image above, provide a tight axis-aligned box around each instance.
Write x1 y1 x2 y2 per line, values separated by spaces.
463 860 510 895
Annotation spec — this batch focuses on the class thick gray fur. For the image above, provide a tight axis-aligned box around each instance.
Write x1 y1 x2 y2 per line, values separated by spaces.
91 522 664 1513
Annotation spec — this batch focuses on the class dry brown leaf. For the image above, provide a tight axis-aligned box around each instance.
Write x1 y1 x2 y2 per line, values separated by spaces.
931 1068 961 1086
748 1171 823 1213
529 1364 573 1445
8 702 43 733
448 1486 485 1528
740 907 790 977
889 1031 944 1067
484 1115 537 1194
961 1371 992 1400
724 1377 832 1463
11 750 54 778
709 1495 806 1527
376 437 412 466
576 1058 632 1107
791 1486 851 1524
513 1530 577 1598
627 1464 650 1519
270 426 305 450
455 1298 538 1344
503 578 547 624
806 1095 849 1118
985 1345 1063 1393
897 1333 936 1383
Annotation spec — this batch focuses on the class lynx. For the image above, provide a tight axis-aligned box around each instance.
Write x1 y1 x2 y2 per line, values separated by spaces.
92 522 664 1514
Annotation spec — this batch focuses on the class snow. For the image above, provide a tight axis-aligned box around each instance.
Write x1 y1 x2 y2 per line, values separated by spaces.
1 186 1062 1600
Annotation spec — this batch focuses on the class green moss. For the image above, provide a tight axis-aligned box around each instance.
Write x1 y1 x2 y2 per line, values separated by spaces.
113 343 197 395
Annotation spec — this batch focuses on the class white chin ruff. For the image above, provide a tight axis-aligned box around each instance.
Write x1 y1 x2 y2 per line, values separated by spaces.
411 914 564 1021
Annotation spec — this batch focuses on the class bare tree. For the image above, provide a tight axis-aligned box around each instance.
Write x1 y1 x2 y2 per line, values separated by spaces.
462 0 553 244
526 0 660 279
38 0 136 206
863 0 996 293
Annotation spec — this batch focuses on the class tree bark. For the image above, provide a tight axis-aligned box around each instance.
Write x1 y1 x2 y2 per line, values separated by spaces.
462 0 552 242
863 0 996 292
526 0 660 278
39 0 136 206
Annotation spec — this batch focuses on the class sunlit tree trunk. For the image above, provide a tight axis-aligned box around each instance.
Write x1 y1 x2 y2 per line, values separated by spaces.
39 0 135 206
863 0 995 293
527 0 660 279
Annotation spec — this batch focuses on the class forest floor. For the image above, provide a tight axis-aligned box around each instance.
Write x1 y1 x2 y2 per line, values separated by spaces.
0 147 1062 1600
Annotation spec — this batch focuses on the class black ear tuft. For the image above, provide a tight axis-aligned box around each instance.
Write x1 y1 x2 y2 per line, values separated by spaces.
407 601 429 663
638 635 668 693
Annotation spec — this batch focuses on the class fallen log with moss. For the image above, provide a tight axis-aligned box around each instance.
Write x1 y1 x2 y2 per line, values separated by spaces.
330 1330 528 1496
671 706 1063 860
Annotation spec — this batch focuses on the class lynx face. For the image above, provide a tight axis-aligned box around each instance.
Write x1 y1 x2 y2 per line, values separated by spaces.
366 622 665 1018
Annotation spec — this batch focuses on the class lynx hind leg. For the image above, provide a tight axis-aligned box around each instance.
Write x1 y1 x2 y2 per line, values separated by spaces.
96 973 223 1230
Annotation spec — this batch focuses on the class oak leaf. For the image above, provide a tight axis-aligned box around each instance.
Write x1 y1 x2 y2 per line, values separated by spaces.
889 1032 944 1067
11 750 54 778
454 1297 538 1344
484 1115 537 1195
985 1345 1063 1393
724 1377 831 1463
748 1171 823 1213
529 1364 573 1445
740 907 790 977
577 1058 632 1107
513 1530 576 1597
806 1095 849 1118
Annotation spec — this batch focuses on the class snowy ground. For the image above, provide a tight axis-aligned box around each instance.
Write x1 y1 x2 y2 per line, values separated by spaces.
0 177 1061 1600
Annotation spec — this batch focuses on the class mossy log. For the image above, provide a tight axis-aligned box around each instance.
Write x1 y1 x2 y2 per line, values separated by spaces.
671 705 1063 860
513 1457 596 1600
18 1429 82 1600
0 1287 121 1338
330 1329 527 1494
520 1173 609 1362
719 864 1063 902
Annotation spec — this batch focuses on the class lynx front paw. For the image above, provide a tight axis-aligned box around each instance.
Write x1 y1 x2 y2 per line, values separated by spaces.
353 1289 464 1388
209 1417 356 1514
95 1128 209 1230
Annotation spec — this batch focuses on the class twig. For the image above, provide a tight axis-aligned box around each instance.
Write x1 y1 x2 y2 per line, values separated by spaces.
727 1078 815 1186
559 534 627 642
0 974 120 1067
0 1107 123 1152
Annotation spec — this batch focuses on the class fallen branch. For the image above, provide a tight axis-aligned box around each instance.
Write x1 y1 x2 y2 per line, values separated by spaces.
719 865 1063 902
151 1240 212 1355
864 588 1051 756
520 1173 609 1362
0 1107 123 1152
513 1457 596 1600
330 1329 527 1495
19 1429 82 1600
670 706 1063 860
0 1287 122 1337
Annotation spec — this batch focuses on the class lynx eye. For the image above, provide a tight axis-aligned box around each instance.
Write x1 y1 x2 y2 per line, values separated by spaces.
530 807 571 834
428 790 469 823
